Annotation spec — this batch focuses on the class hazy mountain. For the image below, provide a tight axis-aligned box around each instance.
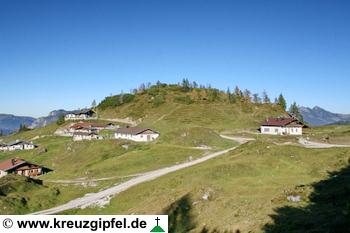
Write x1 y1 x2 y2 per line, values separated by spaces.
30 110 72 128
0 114 36 135
0 110 73 135
299 106 350 126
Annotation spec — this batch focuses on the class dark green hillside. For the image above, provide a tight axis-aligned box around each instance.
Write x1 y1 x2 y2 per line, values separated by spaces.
0 174 60 214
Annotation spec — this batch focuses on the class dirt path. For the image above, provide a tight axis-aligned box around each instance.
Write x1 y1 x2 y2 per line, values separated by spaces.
220 134 350 149
154 105 181 123
98 117 139 126
44 173 144 184
298 137 350 148
31 146 238 215
220 135 256 144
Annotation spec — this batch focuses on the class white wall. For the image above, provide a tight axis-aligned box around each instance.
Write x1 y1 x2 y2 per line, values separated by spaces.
261 126 302 135
0 170 7 177
8 145 24 151
65 114 97 121
73 135 103 141
285 127 303 135
115 133 159 142
261 126 282 135
24 144 35 150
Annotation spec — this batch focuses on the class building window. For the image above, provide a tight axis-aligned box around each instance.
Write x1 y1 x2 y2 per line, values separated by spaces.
264 128 270 132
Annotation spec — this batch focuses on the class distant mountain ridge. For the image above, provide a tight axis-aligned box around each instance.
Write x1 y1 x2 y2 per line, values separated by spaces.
299 106 350 126
0 110 73 135
0 114 35 135
30 110 72 128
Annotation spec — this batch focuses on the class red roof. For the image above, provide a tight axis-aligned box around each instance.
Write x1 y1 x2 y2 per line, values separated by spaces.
0 158 43 172
0 158 26 171
116 127 159 135
261 117 300 127
70 122 108 129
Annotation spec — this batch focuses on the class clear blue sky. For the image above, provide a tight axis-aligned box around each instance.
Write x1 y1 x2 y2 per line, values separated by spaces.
1 0 349 117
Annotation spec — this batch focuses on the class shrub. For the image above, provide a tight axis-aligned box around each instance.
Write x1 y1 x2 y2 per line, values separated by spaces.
153 95 166 107
56 115 65 125
98 94 135 110
174 96 193 105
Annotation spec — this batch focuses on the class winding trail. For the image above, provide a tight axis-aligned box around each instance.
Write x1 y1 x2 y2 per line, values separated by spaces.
98 117 139 126
220 134 350 149
33 135 347 214
219 135 255 144
298 137 350 148
32 146 238 215
44 173 144 184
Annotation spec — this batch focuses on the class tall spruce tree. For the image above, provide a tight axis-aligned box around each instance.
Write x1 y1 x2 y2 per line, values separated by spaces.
262 90 270 104
253 93 261 103
181 78 191 92
277 94 287 110
289 102 304 122
91 100 96 108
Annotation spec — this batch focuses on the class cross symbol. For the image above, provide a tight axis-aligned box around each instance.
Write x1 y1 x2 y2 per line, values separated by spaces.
155 217 160 226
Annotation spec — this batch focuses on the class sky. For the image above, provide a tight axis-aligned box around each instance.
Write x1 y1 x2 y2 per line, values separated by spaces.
0 0 350 117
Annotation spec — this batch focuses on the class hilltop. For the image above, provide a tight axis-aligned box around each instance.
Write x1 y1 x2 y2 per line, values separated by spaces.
97 82 286 136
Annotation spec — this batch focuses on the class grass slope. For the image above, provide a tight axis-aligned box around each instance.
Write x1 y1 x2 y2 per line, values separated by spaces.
304 125 350 145
0 121 234 213
67 141 350 233
0 174 59 214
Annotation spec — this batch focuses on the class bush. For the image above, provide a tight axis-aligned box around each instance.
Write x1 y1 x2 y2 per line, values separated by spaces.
56 115 65 125
18 124 31 133
207 89 220 102
146 86 161 96
153 95 166 107
174 96 193 105
98 94 135 110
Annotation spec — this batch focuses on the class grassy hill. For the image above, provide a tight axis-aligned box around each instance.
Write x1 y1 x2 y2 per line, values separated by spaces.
66 141 350 233
97 84 285 135
0 106 239 214
3 81 348 227
0 174 60 214
303 125 350 145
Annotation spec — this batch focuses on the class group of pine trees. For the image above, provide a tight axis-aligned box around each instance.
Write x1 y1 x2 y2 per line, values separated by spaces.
97 78 304 122
178 79 304 121
18 124 31 132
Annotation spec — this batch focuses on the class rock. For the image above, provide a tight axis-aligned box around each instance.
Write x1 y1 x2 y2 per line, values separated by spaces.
122 144 129 150
287 195 301 202
36 147 48 155
202 192 210 201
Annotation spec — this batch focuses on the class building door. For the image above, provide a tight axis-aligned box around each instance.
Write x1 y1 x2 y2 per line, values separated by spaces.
147 135 151 141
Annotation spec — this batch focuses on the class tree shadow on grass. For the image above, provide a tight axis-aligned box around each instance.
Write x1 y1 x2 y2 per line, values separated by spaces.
264 164 350 233
163 194 236 233
163 194 196 233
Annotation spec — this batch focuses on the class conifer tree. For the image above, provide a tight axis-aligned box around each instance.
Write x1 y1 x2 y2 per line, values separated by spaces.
262 90 271 104
277 94 287 110
253 93 261 103
289 102 304 122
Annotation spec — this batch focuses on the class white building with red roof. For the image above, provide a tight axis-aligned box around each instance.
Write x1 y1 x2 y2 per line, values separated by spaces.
115 127 160 142
0 158 48 177
260 117 304 135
